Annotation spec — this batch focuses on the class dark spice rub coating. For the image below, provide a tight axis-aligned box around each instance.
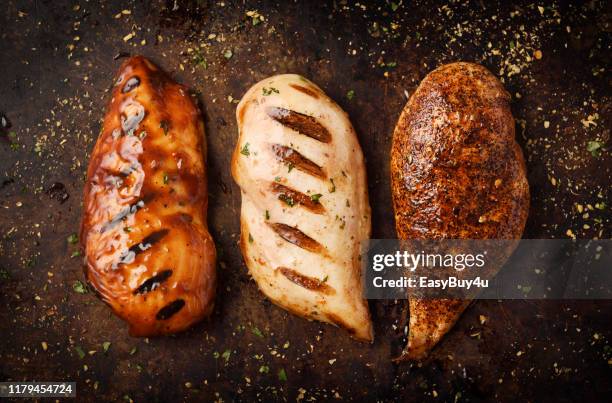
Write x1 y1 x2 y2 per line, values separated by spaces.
80 56 216 336
390 62 529 360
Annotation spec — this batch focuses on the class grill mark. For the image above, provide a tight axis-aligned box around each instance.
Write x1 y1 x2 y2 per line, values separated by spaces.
269 223 323 253
289 83 320 99
156 299 185 320
100 194 154 233
266 106 331 143
271 144 325 178
270 182 325 214
277 267 335 295
133 269 173 295
116 229 169 266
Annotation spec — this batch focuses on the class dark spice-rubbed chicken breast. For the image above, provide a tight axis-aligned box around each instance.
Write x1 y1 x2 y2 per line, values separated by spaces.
81 56 216 336
232 74 373 341
390 62 529 359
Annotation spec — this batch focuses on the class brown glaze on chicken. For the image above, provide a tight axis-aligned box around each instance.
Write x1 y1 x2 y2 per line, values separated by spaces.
80 56 216 336
390 62 529 359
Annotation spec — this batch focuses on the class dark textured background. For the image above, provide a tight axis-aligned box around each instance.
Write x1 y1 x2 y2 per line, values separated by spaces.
0 0 610 401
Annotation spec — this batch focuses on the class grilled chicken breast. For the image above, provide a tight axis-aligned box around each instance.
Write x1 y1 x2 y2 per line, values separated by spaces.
232 74 373 341
81 56 216 336
390 62 529 359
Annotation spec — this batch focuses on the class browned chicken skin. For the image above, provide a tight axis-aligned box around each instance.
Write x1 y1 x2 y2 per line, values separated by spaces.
390 62 529 359
80 56 216 336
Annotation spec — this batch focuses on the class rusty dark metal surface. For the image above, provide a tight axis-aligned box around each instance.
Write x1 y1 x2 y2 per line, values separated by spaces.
0 0 610 401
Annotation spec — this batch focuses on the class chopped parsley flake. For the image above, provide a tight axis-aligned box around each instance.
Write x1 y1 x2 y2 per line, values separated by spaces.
310 193 323 203
74 346 85 359
346 90 355 100
73 280 87 294
279 194 295 207
278 368 287 381
67 233 78 244
587 140 603 157
262 87 279 96
241 142 250 156
252 327 264 338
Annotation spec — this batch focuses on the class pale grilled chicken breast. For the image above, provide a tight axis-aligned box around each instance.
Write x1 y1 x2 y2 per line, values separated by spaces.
232 74 373 341
390 62 529 359
81 56 216 336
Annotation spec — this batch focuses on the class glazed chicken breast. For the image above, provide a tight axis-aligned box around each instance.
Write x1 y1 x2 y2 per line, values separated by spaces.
390 62 529 359
81 56 216 336
232 74 373 341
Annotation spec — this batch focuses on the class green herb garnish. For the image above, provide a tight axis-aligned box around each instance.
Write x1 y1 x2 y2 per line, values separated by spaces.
587 140 603 157
278 194 295 207
241 142 250 156
67 233 78 244
73 280 87 294
310 193 322 203
74 346 86 359
252 327 264 338
262 87 279 96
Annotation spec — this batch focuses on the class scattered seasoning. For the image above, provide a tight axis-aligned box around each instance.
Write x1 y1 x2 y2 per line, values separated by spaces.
246 10 265 25
213 351 220 359
193 51 207 69
102 342 111 353
586 140 602 157
67 233 78 244
129 347 137 355
259 365 270 373
75 346 86 359
329 178 336 193
278 368 288 381
41 341 48 351
321 275 329 282
278 194 295 207
310 193 323 203
274 176 281 182
160 120 170 135
287 163 295 173
262 87 279 96
240 142 250 156
223 49 233 59
73 280 87 294
221 349 231 362
248 233 254 243
346 90 355 100
265 210 270 220
163 173 169 184
70 250 81 258
123 226 133 233
252 327 264 338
